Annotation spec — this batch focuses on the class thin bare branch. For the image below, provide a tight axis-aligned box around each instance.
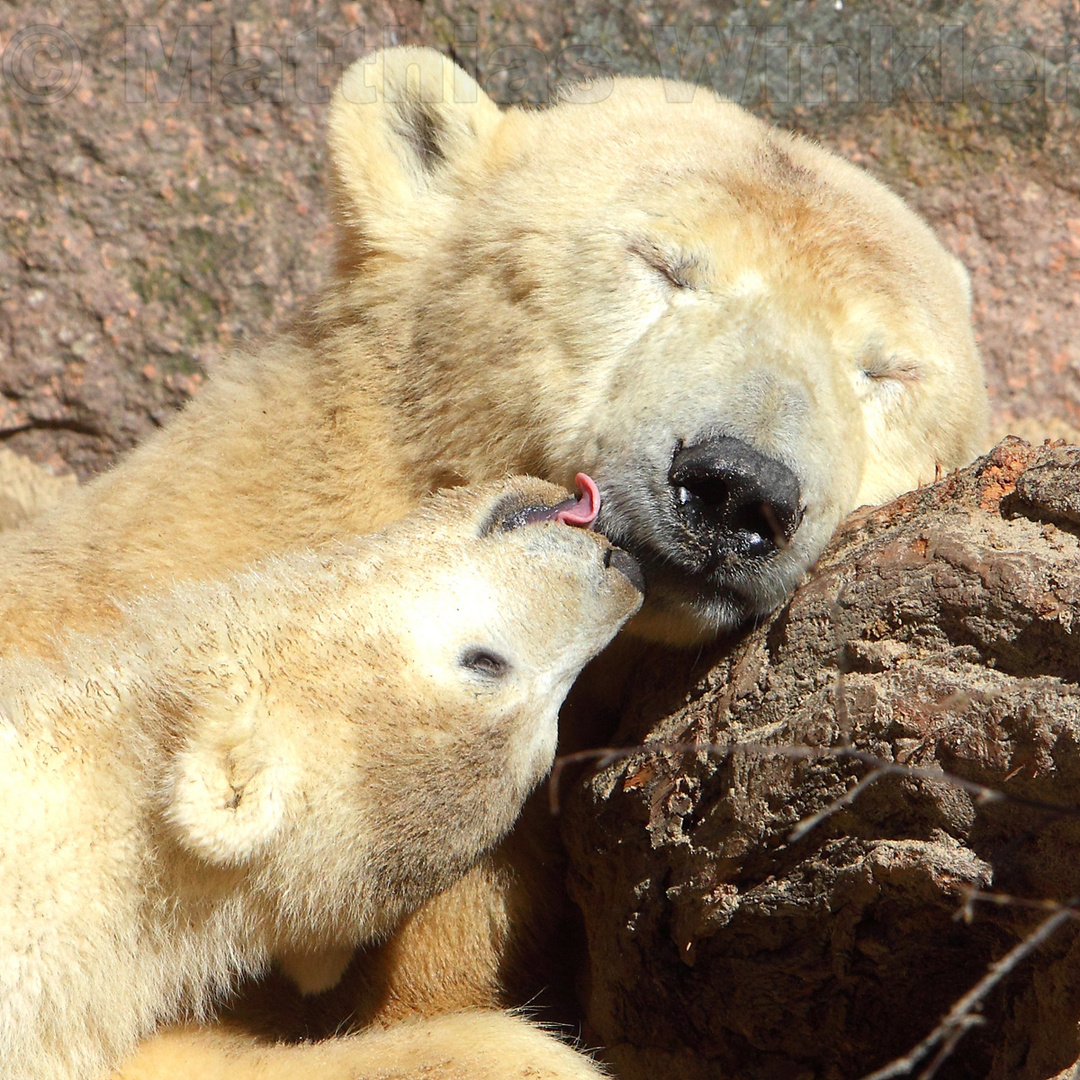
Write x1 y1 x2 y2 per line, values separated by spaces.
547 738 1076 827
858 903 1076 1080
918 1017 984 1080
960 888 1080 922
787 765 890 842
548 721 1080 1078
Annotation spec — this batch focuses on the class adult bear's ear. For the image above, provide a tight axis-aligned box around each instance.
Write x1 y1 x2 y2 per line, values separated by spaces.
164 685 298 866
327 46 503 251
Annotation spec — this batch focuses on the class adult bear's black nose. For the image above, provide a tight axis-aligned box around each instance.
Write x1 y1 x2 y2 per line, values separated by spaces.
669 436 802 560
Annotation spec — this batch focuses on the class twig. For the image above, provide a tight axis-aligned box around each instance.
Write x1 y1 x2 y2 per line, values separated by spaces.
858 902 1076 1080
547 734 1080 1077
787 765 890 842
918 1016 984 1080
960 888 1080 923
546 738 1078 829
548 747 636 815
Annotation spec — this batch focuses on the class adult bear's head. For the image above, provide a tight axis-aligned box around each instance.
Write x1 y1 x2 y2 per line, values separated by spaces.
324 48 988 644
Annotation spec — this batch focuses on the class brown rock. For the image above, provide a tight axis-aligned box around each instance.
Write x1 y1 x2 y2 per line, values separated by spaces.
564 438 1080 1080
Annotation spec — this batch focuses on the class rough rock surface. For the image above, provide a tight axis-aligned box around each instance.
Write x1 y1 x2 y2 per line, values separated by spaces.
2 1 1079 479
563 438 1080 1080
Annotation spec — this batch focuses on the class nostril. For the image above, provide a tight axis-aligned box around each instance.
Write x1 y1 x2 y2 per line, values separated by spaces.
608 547 646 594
731 502 784 555
675 474 731 512
755 502 796 552
669 436 802 558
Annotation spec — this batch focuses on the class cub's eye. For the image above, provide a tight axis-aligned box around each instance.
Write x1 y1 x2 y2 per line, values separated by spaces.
460 648 511 678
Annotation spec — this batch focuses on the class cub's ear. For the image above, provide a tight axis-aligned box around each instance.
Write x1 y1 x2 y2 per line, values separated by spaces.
164 686 298 866
328 46 503 250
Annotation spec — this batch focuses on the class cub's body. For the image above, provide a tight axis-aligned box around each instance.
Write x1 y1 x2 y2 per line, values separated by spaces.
0 479 640 1080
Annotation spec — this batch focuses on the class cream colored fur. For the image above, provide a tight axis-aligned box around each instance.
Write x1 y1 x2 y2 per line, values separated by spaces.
0 448 77 533
0 478 640 1080
0 50 987 658
0 45 987 1079
113 1013 607 1080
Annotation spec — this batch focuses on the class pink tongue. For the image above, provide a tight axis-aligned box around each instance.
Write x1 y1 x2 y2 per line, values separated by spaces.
553 473 601 528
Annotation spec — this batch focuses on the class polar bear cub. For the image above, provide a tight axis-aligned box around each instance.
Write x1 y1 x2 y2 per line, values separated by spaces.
0 476 642 1080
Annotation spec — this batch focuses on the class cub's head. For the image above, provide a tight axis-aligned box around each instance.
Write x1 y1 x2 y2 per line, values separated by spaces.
356 473 645 798
163 476 641 928
326 47 988 644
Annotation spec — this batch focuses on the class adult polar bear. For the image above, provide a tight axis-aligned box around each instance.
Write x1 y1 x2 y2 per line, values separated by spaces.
0 45 987 1079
